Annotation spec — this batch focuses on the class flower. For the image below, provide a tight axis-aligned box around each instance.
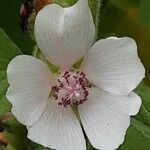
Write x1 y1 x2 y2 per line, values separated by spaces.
6 0 145 150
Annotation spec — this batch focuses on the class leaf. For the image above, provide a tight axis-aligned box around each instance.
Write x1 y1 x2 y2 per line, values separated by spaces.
0 0 35 54
0 28 21 116
0 81 11 116
131 118 150 139
2 118 31 150
135 82 150 124
118 124 150 150
139 0 150 26
88 0 101 40
0 29 22 70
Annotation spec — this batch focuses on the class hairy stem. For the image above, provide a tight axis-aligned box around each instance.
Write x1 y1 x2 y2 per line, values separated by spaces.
95 0 102 41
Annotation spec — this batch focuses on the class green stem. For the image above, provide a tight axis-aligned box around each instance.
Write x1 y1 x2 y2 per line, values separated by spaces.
94 0 102 41
32 45 39 58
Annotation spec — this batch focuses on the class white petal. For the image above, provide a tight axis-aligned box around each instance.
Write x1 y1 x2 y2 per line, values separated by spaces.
79 87 141 150
35 0 95 69
6 55 53 126
81 37 145 95
27 100 86 150
121 92 142 116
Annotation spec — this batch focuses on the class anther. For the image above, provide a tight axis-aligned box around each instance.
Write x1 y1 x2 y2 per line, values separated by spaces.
51 70 90 107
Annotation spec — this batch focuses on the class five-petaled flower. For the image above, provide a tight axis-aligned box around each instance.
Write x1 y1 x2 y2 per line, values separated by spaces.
6 0 145 150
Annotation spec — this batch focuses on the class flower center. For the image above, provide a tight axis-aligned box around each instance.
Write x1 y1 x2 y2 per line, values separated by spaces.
51 70 91 107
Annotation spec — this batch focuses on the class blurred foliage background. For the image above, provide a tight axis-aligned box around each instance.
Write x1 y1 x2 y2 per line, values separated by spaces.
0 0 150 150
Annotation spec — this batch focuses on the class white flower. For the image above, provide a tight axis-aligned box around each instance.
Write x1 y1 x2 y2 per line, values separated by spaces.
6 0 145 150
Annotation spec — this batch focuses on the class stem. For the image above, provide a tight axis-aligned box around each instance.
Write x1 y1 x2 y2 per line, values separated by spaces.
32 45 39 58
94 0 102 41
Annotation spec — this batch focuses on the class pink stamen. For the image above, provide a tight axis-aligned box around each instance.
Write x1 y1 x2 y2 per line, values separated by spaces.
51 70 90 107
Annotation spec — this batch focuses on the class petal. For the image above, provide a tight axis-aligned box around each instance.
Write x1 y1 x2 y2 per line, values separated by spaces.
119 92 142 116
79 87 141 150
35 0 95 69
27 100 86 150
81 37 145 95
6 55 53 126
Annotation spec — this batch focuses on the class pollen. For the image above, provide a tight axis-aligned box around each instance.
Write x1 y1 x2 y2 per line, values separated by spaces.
51 70 91 108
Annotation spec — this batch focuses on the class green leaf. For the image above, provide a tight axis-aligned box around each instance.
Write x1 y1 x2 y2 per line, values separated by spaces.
0 0 35 54
3 118 33 150
0 29 22 70
118 124 150 150
131 118 150 139
139 0 150 26
88 0 101 41
0 80 11 116
135 82 150 123
0 28 21 116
